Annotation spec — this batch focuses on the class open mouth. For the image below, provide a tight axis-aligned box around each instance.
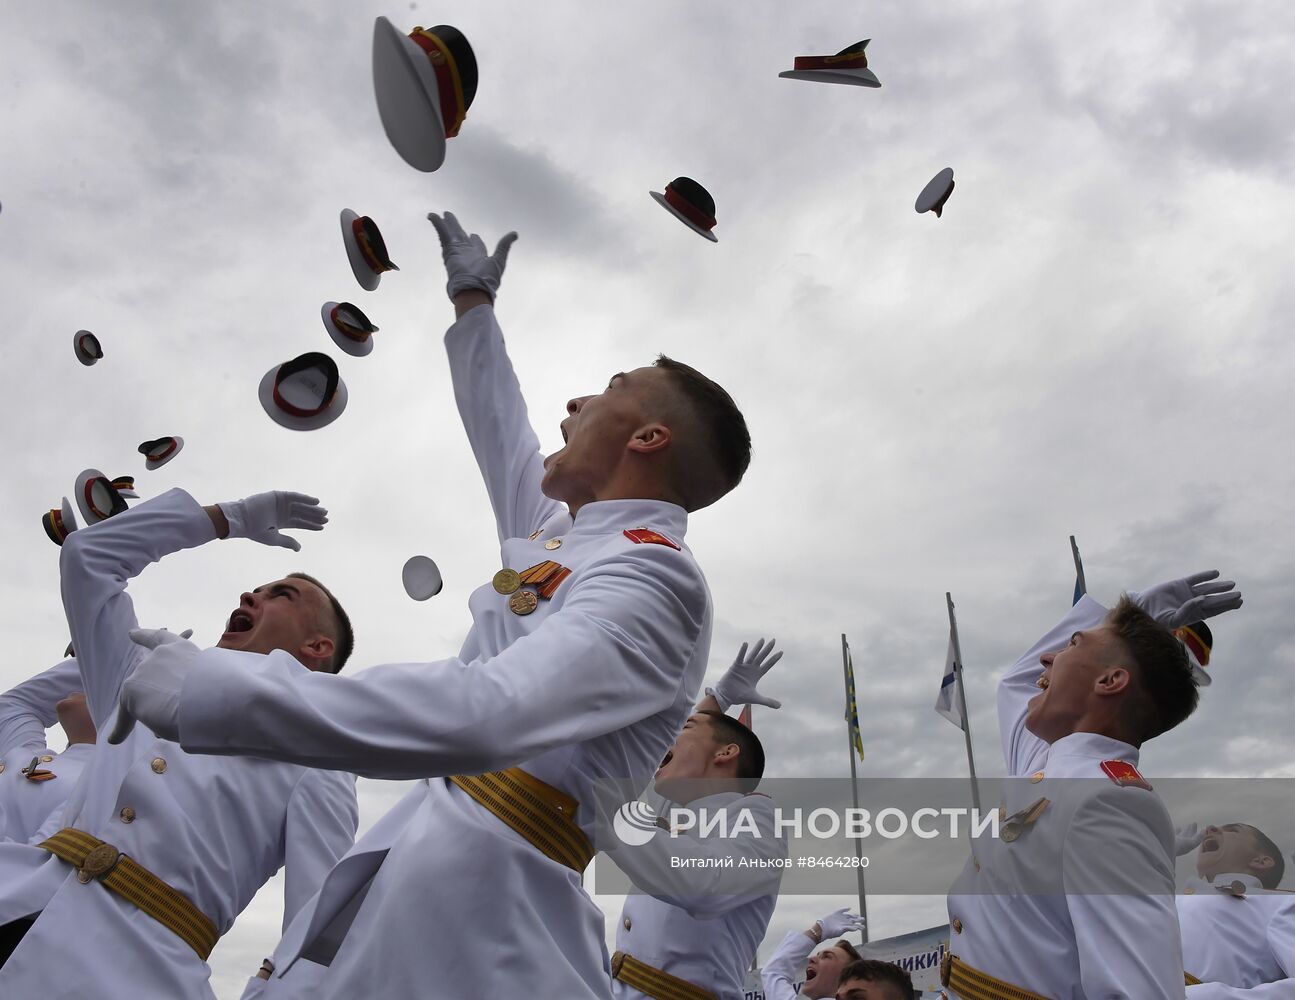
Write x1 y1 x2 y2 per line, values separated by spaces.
659 750 674 769
805 968 817 982
1035 675 1050 690
225 609 254 635
1201 836 1221 853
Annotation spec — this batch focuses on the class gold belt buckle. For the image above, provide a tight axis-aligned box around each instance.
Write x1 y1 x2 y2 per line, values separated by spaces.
78 843 122 884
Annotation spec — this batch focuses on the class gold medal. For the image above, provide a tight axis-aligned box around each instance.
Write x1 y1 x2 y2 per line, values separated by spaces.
509 590 539 616
492 569 521 595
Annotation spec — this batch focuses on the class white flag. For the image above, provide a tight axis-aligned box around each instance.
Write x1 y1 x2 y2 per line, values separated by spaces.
935 633 965 730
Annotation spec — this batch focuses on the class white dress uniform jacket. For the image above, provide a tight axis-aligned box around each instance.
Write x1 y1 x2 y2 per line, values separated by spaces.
0 490 358 1000
175 303 714 999
0 658 92 844
761 929 817 1000
944 595 1185 999
612 791 783 1000
1180 873 1295 998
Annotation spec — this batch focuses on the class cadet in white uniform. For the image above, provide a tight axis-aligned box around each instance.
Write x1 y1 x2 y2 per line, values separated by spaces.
1175 821 1295 996
112 211 755 999
610 640 786 1000
0 488 358 999
762 908 866 1000
943 572 1242 999
0 658 95 844
0 658 96 963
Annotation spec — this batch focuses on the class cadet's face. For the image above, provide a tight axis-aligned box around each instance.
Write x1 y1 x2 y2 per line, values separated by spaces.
804 945 852 998
542 368 662 507
218 577 331 669
836 978 904 1000
1196 823 1269 879
654 714 723 801
1026 626 1122 743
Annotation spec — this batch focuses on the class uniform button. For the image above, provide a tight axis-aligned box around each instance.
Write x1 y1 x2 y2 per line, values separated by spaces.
544 538 563 550
40 755 54 763
1030 771 1045 783
0 763 6 774
623 917 632 931
119 806 136 823
952 917 963 934
150 757 167 774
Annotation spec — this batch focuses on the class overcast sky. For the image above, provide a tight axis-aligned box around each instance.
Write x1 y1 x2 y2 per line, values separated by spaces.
4 2 1295 996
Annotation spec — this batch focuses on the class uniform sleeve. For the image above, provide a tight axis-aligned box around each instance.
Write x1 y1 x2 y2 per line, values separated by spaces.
444 302 566 544
1185 899 1295 998
59 489 218 730
999 596 1108 777
177 544 709 778
0 658 81 754
607 797 785 919
760 930 814 1000
281 769 359 930
1063 784 1185 999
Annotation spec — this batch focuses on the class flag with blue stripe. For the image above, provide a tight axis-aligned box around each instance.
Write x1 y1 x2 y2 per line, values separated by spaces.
934 634 965 730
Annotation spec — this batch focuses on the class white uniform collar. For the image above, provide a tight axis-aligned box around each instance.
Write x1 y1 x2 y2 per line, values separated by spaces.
1047 730 1140 765
568 498 689 539
1208 873 1264 891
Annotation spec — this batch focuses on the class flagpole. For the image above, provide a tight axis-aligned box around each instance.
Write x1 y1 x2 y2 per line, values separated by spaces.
841 634 869 942
1069 535 1087 598
944 595 981 815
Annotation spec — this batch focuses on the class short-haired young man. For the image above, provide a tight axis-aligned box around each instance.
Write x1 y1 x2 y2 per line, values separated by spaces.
1175 820 1295 993
610 639 785 1000
0 489 358 998
763 907 866 1000
112 212 754 998
834 958 915 1000
942 572 1242 999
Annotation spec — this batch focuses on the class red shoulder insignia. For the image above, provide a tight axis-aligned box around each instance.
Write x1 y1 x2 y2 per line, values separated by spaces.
1100 760 1152 791
623 528 681 550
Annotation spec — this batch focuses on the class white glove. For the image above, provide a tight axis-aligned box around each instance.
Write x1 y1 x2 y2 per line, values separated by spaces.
218 491 327 552
1129 570 1242 630
427 211 517 301
816 907 865 939
107 629 201 744
1174 822 1205 857
708 638 783 712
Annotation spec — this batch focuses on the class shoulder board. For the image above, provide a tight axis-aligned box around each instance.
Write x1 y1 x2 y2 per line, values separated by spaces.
1100 759 1152 791
624 528 681 550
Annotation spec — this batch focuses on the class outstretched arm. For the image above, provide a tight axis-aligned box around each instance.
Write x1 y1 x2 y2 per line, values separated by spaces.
761 929 818 1000
63 488 327 733
432 211 565 542
60 489 220 730
999 595 1108 777
162 546 709 779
